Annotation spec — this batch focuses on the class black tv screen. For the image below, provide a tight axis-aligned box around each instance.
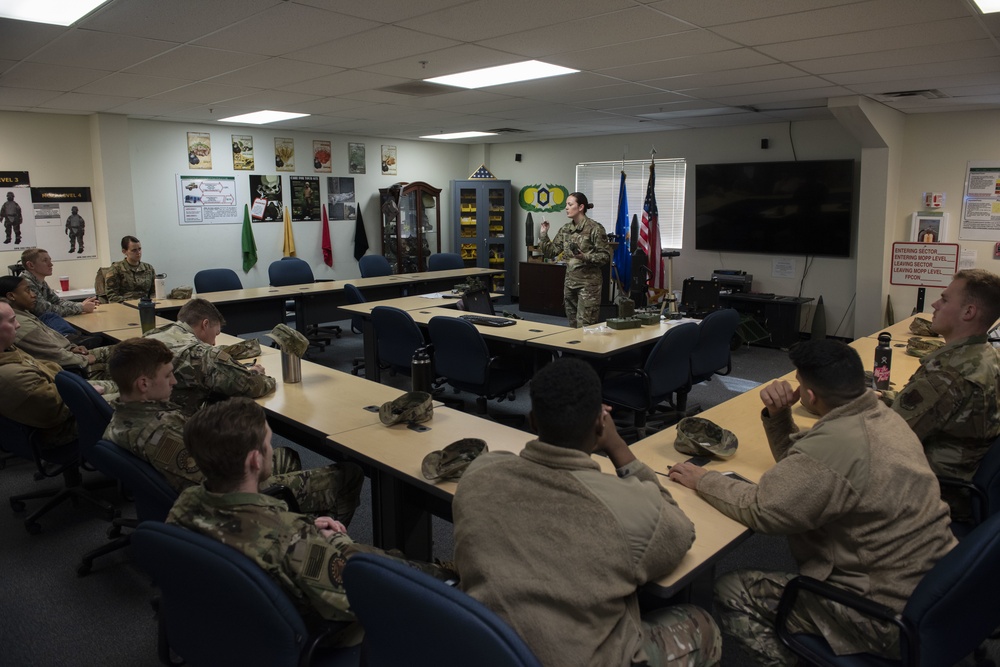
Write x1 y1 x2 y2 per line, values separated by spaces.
695 159 856 257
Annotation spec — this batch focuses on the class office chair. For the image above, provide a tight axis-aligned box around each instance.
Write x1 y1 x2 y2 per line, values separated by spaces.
371 306 425 377
359 254 392 278
132 522 360 667
268 258 341 351
343 283 367 375
77 439 178 575
775 510 1000 667
94 266 112 304
1 414 116 534
193 268 242 294
342 552 541 667
427 252 464 271
427 316 527 415
938 435 1000 538
602 322 699 440
686 308 740 415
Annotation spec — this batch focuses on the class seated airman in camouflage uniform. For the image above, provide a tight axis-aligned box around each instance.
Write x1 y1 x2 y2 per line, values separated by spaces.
454 359 721 667
104 235 155 303
538 192 610 328
104 338 363 524
883 269 1000 519
670 340 956 666
144 298 274 416
166 397 450 641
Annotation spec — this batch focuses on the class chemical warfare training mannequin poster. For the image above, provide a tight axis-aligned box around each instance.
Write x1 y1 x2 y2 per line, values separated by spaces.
31 187 96 261
0 172 35 250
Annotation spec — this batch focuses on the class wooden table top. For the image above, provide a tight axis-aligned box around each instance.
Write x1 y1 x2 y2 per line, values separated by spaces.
395 267 503 281
865 313 938 343
338 292 505 315
125 285 297 311
849 335 923 389
64 302 171 334
528 318 701 357
405 306 573 342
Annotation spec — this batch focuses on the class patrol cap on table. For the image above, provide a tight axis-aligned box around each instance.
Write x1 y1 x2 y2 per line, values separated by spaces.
674 417 738 459
266 323 309 358
167 286 193 300
906 336 944 358
908 317 938 337
219 338 261 360
421 438 487 481
379 391 433 426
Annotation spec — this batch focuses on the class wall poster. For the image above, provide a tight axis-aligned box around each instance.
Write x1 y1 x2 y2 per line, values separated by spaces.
186 132 212 169
232 135 254 170
348 142 366 174
249 174 283 221
380 145 396 175
960 161 1000 241
274 137 295 172
327 176 356 220
313 140 331 173
290 176 320 221
176 175 239 225
0 171 35 249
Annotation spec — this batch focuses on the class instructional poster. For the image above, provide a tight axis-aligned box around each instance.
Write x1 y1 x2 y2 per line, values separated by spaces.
0 171 35 249
31 187 96 260
960 161 1000 241
176 175 239 225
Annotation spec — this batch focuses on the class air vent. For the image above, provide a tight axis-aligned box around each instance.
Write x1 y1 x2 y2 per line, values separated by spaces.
871 89 949 102
485 127 528 134
377 82 454 97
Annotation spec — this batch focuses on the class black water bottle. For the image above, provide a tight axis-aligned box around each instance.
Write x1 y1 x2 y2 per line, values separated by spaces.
138 295 156 334
873 332 892 391
411 347 432 393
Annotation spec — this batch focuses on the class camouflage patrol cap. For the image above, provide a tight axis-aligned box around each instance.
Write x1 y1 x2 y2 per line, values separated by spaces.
167 286 193 300
421 438 487 481
219 338 261 360
379 391 433 426
906 336 944 358
908 317 939 337
266 323 309 358
674 417 738 459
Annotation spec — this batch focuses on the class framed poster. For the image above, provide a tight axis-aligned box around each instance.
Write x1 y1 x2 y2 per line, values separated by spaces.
327 176 356 220
380 145 396 175
0 172 35 249
274 137 295 172
313 140 331 173
910 212 948 243
186 132 212 169
348 142 366 174
290 176 320 221
31 187 92 260
249 174 283 221
176 175 239 226
232 135 254 170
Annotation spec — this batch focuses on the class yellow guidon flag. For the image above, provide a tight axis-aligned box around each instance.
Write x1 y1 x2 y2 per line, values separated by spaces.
282 206 296 257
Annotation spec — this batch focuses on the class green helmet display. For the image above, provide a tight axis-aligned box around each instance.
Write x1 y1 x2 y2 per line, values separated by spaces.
379 391 433 426
908 317 938 337
905 336 944 358
421 438 487 481
674 417 738 459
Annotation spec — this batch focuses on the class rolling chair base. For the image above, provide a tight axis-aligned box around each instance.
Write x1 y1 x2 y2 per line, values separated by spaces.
10 468 118 534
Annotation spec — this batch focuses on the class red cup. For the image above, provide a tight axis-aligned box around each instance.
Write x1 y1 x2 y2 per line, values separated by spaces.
59 276 70 291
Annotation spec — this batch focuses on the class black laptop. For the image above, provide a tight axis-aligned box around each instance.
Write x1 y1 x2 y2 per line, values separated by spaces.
680 278 720 319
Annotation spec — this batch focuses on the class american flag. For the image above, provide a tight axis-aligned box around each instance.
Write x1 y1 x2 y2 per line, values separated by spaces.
638 160 664 289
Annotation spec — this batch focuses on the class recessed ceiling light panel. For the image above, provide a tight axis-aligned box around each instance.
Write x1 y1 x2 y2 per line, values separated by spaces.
425 60 578 89
218 110 310 125
0 0 111 26
972 0 1000 12
419 131 498 140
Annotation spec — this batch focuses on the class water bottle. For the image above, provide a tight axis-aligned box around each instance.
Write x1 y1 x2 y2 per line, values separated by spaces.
411 346 432 393
138 296 156 334
873 333 892 391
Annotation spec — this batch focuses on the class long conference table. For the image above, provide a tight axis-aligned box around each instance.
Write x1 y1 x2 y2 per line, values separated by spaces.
67 293 940 600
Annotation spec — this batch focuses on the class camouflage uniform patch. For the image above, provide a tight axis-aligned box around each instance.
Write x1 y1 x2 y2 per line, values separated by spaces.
640 604 722 667
538 215 611 328
144 321 276 416
714 569 899 666
104 258 155 303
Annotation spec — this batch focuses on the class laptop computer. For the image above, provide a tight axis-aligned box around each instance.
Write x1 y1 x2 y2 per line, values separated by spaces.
463 287 495 316
680 278 720 319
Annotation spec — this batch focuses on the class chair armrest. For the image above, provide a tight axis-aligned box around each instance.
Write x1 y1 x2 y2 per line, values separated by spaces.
261 484 301 513
775 575 916 665
299 620 355 667
937 475 987 524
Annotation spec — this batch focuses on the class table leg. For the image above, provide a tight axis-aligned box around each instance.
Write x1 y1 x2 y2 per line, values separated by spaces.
370 471 433 560
363 317 379 382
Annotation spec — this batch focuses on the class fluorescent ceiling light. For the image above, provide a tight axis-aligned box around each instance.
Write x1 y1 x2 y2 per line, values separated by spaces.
218 110 309 125
972 0 1000 12
419 131 498 140
425 60 578 89
0 0 111 25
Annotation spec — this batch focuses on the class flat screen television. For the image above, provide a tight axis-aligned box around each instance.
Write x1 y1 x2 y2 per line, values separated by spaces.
695 159 856 257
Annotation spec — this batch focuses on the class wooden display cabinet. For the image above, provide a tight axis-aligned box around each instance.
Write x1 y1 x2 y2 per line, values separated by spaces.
379 182 441 274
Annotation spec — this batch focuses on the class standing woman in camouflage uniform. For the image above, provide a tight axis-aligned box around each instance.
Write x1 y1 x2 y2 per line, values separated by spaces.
538 192 611 328
105 235 156 303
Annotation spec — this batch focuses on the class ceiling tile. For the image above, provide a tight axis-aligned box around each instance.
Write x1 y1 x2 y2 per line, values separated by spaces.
0 87 64 107
279 70 409 96
37 91 138 112
598 49 776 82
0 19 66 60
149 82 261 104
285 26 459 69
794 39 999 75
826 56 1000 86
75 73 192 97
360 44 516 78
27 30 177 71
207 59 344 88
644 0 860 28
125 46 270 79
0 62 109 91
81 0 283 42
545 30 741 72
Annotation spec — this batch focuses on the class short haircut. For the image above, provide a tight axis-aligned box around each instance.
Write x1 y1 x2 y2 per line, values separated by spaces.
529 358 602 448
788 339 865 408
121 235 140 250
184 397 268 492
20 248 46 265
955 269 1000 329
0 275 26 299
178 298 226 328
108 338 174 391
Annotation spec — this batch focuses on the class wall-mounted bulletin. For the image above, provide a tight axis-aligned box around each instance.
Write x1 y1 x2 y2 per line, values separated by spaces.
313 140 331 173
176 175 239 225
327 176 356 220
274 137 295 172
960 161 1000 241
290 176 319 221
187 132 212 169
381 145 396 175
232 135 254 170
349 142 366 174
